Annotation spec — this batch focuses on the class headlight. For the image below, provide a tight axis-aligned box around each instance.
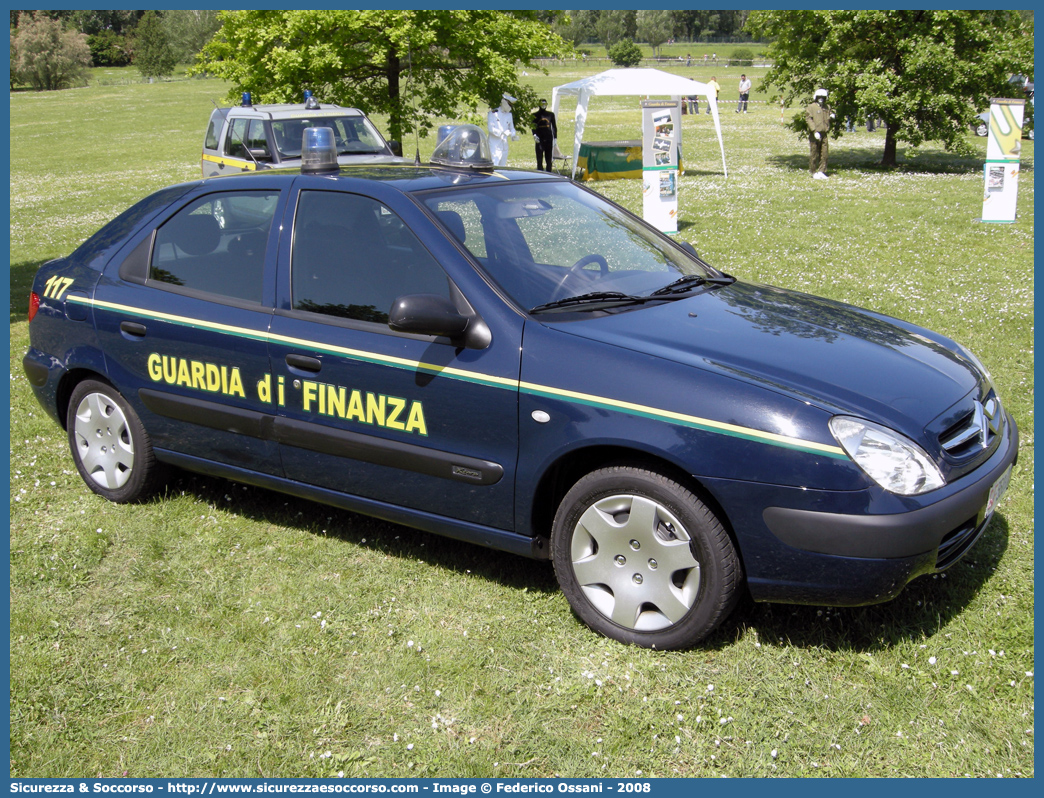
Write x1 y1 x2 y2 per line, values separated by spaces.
829 416 945 496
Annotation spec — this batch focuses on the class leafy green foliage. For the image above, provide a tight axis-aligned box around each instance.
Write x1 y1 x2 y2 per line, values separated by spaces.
554 10 751 45
607 40 643 68
636 10 673 56
731 48 755 67
162 9 222 65
10 11 91 91
133 10 177 79
86 29 131 68
746 10 1034 167
192 10 571 141
594 10 637 50
66 9 143 37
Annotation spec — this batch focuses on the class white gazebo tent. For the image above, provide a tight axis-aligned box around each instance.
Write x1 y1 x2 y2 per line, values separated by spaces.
550 68 727 180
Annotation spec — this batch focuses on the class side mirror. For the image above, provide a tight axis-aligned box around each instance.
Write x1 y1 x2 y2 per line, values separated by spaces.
679 241 701 260
248 147 272 161
388 140 403 157
388 294 490 349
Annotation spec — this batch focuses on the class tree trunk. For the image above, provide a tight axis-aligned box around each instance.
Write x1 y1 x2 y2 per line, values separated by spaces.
881 125 898 168
385 48 402 143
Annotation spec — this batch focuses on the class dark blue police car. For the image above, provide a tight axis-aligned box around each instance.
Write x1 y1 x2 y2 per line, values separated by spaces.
23 125 1018 649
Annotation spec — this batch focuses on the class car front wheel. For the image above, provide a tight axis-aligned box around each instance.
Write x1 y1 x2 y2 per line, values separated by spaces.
975 121 989 137
551 466 742 649
66 379 162 503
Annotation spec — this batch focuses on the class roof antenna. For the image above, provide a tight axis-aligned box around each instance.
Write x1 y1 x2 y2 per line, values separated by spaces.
408 32 421 165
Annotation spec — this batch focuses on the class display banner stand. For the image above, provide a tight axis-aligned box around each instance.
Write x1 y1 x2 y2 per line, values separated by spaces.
641 100 681 234
980 98 1025 223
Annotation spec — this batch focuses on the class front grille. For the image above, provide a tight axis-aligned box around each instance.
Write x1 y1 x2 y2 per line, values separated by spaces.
935 515 989 570
939 395 1003 460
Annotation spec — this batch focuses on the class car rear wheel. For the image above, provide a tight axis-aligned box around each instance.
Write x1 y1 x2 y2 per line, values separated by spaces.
67 379 162 503
551 466 742 649
975 121 989 137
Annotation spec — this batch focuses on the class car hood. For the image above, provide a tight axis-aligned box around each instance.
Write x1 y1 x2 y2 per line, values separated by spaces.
553 281 982 433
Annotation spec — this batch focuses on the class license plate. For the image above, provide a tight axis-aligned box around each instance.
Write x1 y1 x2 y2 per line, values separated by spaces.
985 465 1012 516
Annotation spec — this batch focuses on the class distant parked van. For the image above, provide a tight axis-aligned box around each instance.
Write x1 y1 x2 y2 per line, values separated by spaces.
202 92 405 177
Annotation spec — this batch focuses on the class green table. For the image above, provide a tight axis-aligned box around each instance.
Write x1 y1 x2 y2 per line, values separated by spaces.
576 140 643 181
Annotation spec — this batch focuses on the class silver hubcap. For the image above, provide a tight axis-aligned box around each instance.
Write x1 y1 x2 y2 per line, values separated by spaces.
73 392 134 490
570 494 700 631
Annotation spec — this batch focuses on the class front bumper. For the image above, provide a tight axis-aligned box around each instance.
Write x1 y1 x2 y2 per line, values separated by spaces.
763 418 1017 561
706 411 1018 606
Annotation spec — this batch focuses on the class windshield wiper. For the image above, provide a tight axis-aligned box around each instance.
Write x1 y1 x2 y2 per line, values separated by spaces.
649 273 736 296
529 292 649 314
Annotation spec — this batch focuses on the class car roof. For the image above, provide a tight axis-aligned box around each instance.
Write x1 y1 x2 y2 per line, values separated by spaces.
199 163 567 193
218 104 368 121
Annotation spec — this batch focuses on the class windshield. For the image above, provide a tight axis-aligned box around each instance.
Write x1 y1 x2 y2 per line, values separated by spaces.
271 115 390 159
420 180 718 313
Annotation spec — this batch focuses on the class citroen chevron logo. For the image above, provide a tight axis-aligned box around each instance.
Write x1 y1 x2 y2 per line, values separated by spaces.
983 398 1002 441
941 397 1003 454
972 398 1001 449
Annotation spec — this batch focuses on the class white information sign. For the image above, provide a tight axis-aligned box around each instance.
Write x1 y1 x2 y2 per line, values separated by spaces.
980 98 1024 223
641 100 681 234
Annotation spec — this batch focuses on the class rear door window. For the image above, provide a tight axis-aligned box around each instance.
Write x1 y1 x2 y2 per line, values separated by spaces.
150 191 279 304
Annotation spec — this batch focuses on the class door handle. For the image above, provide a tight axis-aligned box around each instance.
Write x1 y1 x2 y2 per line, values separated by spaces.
285 354 322 373
120 321 147 337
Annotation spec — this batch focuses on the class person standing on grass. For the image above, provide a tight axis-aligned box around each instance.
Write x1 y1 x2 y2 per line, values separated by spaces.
706 76 721 114
737 74 752 113
487 93 519 167
532 98 557 171
805 88 835 179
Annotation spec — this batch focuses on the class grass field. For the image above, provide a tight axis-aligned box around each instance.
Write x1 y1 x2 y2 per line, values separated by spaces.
8 64 1034 778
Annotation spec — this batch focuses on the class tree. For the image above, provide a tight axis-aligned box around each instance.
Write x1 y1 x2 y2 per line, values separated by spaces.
554 10 600 46
133 10 177 79
193 10 571 141
87 29 131 67
608 40 643 68
594 11 637 51
10 11 91 91
636 10 673 57
746 10 1034 167
163 10 222 64
68 10 142 37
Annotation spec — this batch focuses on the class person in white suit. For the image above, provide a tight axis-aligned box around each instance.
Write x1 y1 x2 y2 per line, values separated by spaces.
487 93 519 166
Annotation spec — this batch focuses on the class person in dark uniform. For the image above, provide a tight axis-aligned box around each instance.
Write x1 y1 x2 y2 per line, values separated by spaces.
533 99 558 171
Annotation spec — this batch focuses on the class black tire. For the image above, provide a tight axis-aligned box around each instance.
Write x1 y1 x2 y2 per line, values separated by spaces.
551 466 742 649
975 122 989 137
66 379 163 503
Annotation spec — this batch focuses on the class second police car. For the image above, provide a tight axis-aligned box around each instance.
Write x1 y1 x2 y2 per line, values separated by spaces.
24 126 1018 649
201 91 406 177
